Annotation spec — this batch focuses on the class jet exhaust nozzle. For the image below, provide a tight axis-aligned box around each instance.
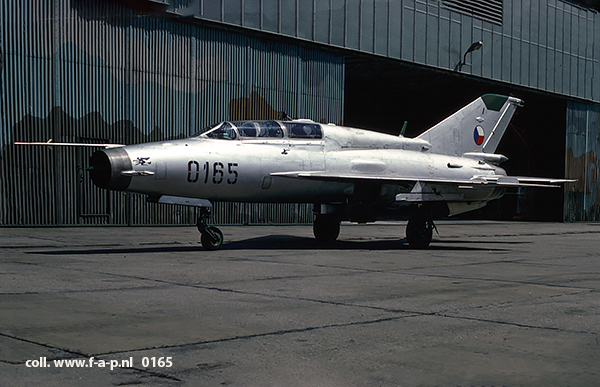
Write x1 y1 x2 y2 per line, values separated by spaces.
89 148 132 191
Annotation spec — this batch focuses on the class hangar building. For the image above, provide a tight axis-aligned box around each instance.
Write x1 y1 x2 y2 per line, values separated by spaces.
1 0 599 226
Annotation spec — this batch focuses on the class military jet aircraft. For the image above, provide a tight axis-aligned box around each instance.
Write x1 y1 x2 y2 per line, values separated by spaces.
18 94 573 250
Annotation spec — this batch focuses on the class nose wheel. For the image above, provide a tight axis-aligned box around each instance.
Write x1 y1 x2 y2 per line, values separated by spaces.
197 208 223 251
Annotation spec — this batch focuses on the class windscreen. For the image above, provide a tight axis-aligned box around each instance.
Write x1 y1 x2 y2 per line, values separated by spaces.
198 122 237 140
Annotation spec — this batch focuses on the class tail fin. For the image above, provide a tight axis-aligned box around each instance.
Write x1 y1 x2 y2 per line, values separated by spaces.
417 94 524 156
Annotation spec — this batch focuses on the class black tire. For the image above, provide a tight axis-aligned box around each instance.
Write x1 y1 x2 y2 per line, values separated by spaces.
201 226 224 251
406 214 433 249
313 214 341 243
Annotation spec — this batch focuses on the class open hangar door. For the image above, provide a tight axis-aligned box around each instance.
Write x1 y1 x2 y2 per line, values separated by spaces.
344 57 567 221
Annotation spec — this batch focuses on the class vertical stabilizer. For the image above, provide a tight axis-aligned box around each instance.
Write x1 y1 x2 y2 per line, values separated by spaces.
417 94 524 156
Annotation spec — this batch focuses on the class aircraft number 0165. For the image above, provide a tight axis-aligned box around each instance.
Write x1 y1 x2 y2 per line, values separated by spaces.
187 161 238 185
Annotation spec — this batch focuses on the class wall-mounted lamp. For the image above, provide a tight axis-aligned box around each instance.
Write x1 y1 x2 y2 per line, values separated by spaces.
455 41 483 71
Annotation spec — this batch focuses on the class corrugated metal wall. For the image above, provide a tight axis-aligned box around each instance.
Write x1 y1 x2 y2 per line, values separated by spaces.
173 0 599 104
0 0 344 226
565 101 600 221
143 0 600 224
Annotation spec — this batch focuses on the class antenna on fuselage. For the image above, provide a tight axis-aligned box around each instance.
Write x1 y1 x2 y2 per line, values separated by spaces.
400 121 408 137
280 111 293 121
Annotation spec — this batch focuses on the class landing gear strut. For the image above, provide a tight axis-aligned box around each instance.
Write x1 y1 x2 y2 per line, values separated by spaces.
406 209 436 249
197 208 223 251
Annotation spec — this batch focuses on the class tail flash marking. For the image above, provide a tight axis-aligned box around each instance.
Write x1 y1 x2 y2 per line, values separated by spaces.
474 126 485 146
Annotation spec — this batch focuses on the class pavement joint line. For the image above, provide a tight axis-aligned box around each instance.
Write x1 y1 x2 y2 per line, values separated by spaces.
41 268 595 338
4 282 595 346
392 272 596 291
434 313 599 335
5 258 593 310
438 230 600 238
111 366 183 382
6 257 378 285
7 253 564 286
430 289 597 321
0 333 183 383
86 314 424 357
4 255 419 287
3 300 596 364
0 315 420 361
47 303 600 359
0 282 173 296
27 263 578 311
7 250 586 280
0 243 126 250
0 331 91 363
111 263 598 294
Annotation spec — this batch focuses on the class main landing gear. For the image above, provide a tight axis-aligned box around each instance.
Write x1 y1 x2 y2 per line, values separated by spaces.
197 207 223 251
313 214 341 243
406 209 436 249
313 207 437 249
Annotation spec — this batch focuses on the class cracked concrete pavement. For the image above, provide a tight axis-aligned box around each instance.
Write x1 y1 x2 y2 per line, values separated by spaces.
1 221 599 386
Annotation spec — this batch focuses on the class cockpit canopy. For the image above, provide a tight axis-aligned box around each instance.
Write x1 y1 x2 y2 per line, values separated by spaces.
195 120 322 140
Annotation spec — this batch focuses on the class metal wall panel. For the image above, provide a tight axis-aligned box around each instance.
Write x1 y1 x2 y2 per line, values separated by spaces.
565 101 600 221
330 0 346 48
180 0 600 104
415 1 429 64
360 0 375 54
387 1 402 59
279 0 296 37
1 0 344 226
261 0 278 33
401 2 415 62
345 0 360 51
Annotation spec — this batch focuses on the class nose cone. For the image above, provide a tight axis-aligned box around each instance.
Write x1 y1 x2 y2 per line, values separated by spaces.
89 147 133 191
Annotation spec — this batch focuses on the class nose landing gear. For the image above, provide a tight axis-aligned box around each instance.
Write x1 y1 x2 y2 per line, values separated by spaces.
197 208 223 251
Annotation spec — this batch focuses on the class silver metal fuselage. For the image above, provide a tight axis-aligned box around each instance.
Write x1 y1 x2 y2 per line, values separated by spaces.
95 123 506 213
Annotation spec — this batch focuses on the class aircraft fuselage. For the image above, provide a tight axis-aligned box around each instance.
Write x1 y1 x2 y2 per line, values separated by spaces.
91 121 506 213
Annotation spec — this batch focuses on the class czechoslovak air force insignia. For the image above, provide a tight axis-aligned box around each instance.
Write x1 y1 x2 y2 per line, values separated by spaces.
473 125 485 146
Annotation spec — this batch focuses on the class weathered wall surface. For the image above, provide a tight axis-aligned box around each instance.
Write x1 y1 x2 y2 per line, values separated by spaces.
0 0 343 225
565 102 600 221
168 0 600 103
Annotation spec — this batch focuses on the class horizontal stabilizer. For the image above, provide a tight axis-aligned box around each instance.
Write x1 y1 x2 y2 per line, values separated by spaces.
479 176 577 188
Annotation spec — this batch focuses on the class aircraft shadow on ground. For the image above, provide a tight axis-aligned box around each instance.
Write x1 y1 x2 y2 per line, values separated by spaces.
222 236 517 252
29 235 518 255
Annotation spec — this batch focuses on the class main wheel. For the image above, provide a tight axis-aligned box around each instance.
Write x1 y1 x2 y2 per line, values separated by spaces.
406 214 433 249
201 226 224 251
313 214 341 243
